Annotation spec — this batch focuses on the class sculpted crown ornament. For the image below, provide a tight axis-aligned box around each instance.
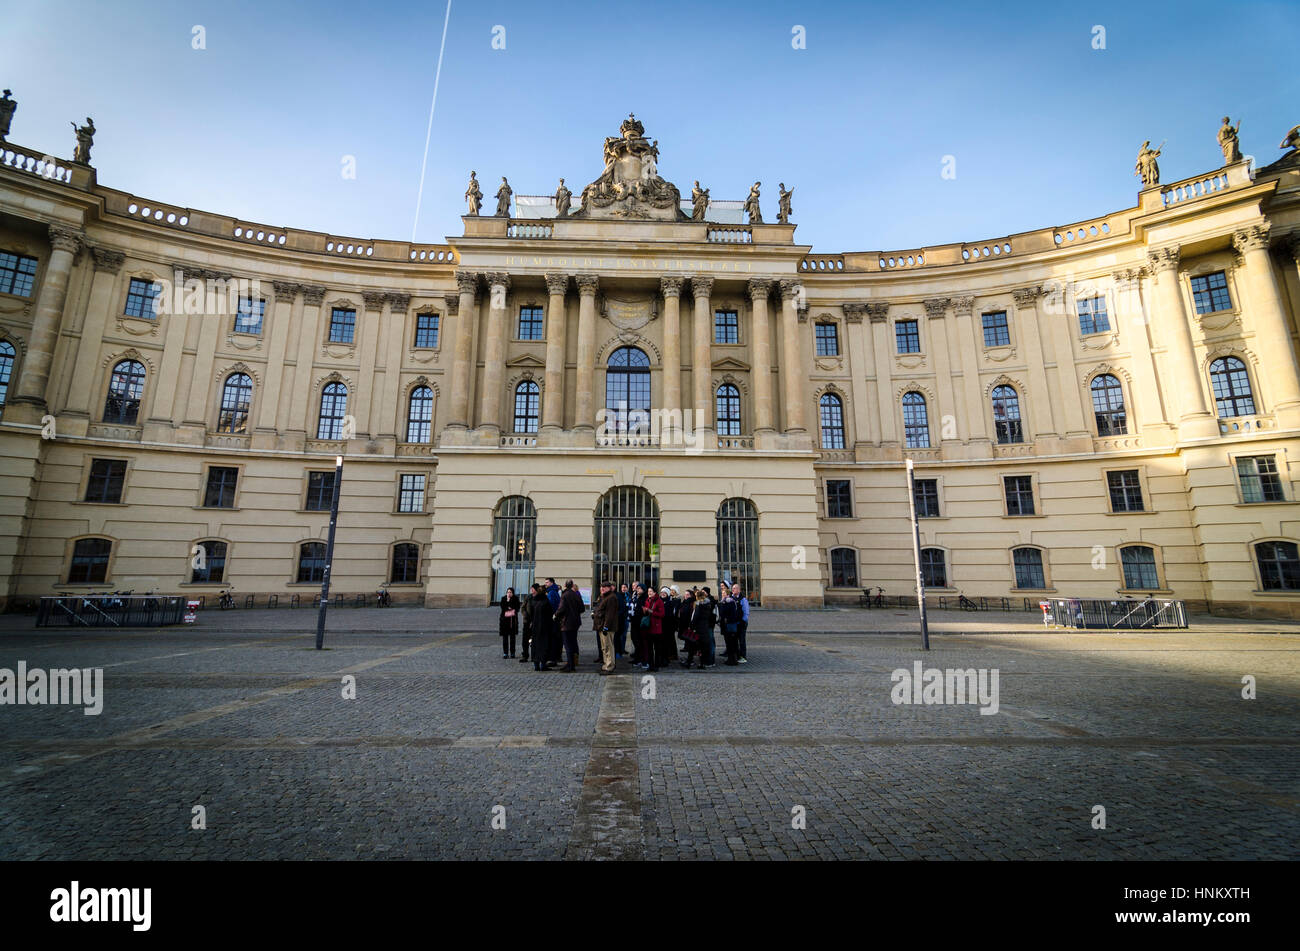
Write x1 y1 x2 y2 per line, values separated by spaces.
573 115 686 221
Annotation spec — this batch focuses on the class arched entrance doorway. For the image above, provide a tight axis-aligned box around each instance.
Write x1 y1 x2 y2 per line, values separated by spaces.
716 497 760 603
491 496 536 602
593 485 660 593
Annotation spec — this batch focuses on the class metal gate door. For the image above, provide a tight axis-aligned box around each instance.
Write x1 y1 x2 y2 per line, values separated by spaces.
492 496 536 603
716 497 760 603
593 485 660 593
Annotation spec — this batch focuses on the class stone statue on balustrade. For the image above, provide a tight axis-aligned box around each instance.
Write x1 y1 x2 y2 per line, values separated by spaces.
71 116 95 165
691 181 710 221
777 183 793 224
1218 116 1242 165
1280 125 1300 153
554 178 571 218
464 171 482 215
1134 140 1161 187
744 182 762 224
0 90 15 142
495 177 512 217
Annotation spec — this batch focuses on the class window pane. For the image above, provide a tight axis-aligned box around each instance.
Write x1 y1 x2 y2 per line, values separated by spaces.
1210 357 1255 417
69 538 112 583
895 320 920 354
406 386 433 443
414 314 439 348
819 395 845 449
234 297 265 335
1013 548 1045 588
714 310 739 345
204 467 238 508
104 360 145 424
306 471 336 511
716 385 741 436
815 323 839 356
982 312 1010 347
0 250 39 298
1121 547 1159 589
827 479 852 518
1190 271 1232 315
518 306 544 340
329 308 356 344
513 382 539 433
902 393 929 448
124 278 160 318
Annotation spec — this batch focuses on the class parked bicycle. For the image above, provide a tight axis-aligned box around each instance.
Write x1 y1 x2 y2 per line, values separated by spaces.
218 589 236 610
859 586 884 608
376 585 392 608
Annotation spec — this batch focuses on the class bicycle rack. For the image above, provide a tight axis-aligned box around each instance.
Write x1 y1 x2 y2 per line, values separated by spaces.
266 594 278 608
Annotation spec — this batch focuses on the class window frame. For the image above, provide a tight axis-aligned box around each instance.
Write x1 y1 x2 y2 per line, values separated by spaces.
920 547 948 589
825 478 853 519
414 312 440 349
1003 474 1037 517
327 306 357 345
913 477 941 518
1209 356 1256 419
123 276 161 319
991 384 1024 445
1105 468 1146 513
0 338 15 410
512 380 540 434
1118 544 1161 592
396 472 428 514
0 249 39 298
390 542 422 584
894 319 921 355
216 372 254 434
1090 373 1128 437
83 457 128 504
1254 539 1300 592
981 310 1011 348
65 536 115 586
316 381 349 441
188 539 230 585
828 547 858 588
517 305 544 341
814 321 839 356
303 469 338 512
103 358 146 425
713 309 740 345
1189 269 1233 316
819 392 846 449
294 541 328 585
1011 546 1049 590
201 464 241 509
233 296 265 335
1076 295 1111 336
902 391 930 449
1234 453 1288 504
715 383 742 436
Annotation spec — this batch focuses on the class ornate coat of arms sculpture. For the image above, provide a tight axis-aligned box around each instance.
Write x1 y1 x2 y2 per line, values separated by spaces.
574 114 686 220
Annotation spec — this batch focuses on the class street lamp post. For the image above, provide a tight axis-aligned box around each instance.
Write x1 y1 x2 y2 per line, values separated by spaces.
905 458 931 651
315 455 344 650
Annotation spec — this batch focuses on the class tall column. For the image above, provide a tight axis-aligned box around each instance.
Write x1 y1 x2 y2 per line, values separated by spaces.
63 247 123 420
376 291 410 439
144 265 190 426
867 303 897 445
778 279 806 433
1045 292 1089 439
952 297 988 443
182 268 227 427
1110 269 1167 433
924 298 956 445
574 274 599 432
1234 224 1300 426
541 273 569 431
842 304 872 447
1147 246 1217 439
349 290 386 438
447 270 479 429
9 224 83 420
286 285 325 435
660 276 684 423
748 278 775 432
691 276 714 433
478 273 511 435
1011 286 1057 440
258 282 299 432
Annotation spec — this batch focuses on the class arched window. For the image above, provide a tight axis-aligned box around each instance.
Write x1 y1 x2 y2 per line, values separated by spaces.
1091 374 1127 436
68 537 112 584
716 384 741 436
217 373 252 434
1012 547 1045 589
191 540 228 584
391 542 421 584
0 340 14 409
819 393 845 449
902 392 930 448
604 346 651 432
593 486 659 592
716 497 759 601
513 381 539 434
991 385 1023 444
104 359 145 424
921 548 947 588
829 547 857 588
406 386 433 443
317 382 348 440
296 542 327 584
1120 545 1159 590
1210 357 1255 418
1256 541 1300 591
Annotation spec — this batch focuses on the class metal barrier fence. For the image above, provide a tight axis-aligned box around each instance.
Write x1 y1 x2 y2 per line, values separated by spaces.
35 595 188 628
1046 597 1188 630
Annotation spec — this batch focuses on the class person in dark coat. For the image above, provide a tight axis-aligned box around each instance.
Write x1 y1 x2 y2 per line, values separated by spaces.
718 589 741 665
693 587 717 668
545 578 563 665
499 587 520 658
556 580 585 672
615 582 630 659
528 582 553 670
645 587 667 671
629 584 648 665
679 589 700 667
655 587 676 670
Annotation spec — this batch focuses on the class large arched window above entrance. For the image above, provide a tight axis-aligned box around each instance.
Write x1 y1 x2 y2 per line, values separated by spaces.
593 485 660 593
716 497 759 603
604 346 651 431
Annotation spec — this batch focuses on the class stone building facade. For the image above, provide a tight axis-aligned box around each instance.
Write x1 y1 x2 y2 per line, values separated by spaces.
2 115 1300 614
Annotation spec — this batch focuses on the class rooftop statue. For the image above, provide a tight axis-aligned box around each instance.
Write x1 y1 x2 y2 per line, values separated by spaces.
495 177 512 217
1135 140 1162 187
554 178 571 218
465 171 482 216
744 182 762 224
71 116 95 165
575 114 685 220
691 181 710 221
1218 116 1242 165
1280 125 1300 152
0 90 15 142
777 183 793 224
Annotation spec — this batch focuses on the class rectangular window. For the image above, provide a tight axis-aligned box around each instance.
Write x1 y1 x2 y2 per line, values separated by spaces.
1190 271 1232 315
830 549 857 588
1237 455 1285 503
921 549 947 588
68 538 112 584
84 459 126 503
826 479 853 518
305 471 336 511
1121 547 1160 590
1004 475 1035 516
328 307 356 344
1107 470 1145 512
895 319 920 354
914 478 940 518
1013 549 1045 589
203 466 239 508
814 322 839 356
1077 296 1110 335
982 311 1010 347
124 277 160 318
517 306 544 340
0 250 38 298
714 310 739 345
398 474 426 513
234 297 265 335
414 313 439 348
191 540 227 584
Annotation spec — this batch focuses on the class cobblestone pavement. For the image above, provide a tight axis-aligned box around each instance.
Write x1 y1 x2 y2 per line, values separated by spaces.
0 608 1296 860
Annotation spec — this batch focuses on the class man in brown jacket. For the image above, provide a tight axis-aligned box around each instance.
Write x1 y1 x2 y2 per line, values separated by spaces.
592 579 620 673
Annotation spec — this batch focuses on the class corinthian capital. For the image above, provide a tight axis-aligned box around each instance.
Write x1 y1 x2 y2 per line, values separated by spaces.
950 296 974 316
841 302 867 323
485 271 512 292
575 273 599 295
48 224 85 255
271 280 300 299
545 273 569 296
443 292 459 315
361 289 387 309
865 301 890 322
90 247 125 274
660 275 685 298
1011 285 1042 308
1110 268 1145 289
386 291 411 312
691 275 714 298
1232 224 1271 255
1146 245 1181 274
455 270 480 295
923 297 950 319
745 277 772 301
302 285 326 306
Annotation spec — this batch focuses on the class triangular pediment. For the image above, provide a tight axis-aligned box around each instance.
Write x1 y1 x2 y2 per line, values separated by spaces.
712 356 751 372
505 353 547 369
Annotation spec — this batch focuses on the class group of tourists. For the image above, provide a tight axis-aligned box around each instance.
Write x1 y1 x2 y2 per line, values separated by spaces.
496 578 751 674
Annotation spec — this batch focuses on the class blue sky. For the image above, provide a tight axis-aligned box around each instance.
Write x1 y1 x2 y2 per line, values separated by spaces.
1 0 1295 253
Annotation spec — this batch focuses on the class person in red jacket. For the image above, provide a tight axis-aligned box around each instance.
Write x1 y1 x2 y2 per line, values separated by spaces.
644 587 667 671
